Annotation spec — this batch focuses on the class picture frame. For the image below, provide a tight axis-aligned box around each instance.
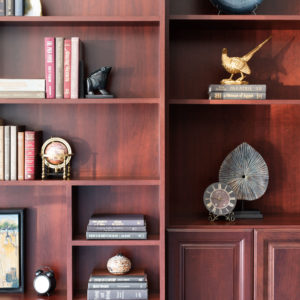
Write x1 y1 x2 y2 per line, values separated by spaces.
0 209 24 293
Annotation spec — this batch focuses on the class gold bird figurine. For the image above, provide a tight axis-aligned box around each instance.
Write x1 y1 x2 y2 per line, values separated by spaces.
221 36 272 85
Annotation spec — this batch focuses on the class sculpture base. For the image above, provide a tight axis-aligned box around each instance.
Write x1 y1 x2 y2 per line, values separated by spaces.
234 210 263 219
85 94 114 98
221 79 248 85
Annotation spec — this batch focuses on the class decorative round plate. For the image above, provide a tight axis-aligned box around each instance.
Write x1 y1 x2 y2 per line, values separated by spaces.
209 0 264 14
41 137 72 169
203 182 237 216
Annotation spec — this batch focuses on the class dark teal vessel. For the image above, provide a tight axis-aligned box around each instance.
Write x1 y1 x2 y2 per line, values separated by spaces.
209 0 264 14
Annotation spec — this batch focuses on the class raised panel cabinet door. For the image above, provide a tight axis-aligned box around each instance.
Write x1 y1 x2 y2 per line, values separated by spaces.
167 229 253 300
254 229 300 300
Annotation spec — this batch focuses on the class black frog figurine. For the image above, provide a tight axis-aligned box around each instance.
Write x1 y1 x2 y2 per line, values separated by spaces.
86 66 114 98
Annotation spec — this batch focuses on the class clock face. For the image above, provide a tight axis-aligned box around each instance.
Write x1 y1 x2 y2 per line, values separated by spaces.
33 275 50 294
203 182 237 216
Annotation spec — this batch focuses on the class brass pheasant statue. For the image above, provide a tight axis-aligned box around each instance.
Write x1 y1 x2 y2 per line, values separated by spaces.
221 36 272 85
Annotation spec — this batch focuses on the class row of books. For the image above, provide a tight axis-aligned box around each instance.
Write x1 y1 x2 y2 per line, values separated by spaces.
0 123 41 180
45 37 84 99
88 269 148 300
86 214 147 240
0 0 24 16
208 84 267 100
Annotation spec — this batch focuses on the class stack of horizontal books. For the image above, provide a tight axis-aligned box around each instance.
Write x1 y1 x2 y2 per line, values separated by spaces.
0 79 45 99
208 84 266 100
87 269 148 300
86 214 147 240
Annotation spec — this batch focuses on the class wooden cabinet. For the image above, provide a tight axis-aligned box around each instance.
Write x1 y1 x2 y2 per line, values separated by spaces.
168 229 253 300
255 229 300 300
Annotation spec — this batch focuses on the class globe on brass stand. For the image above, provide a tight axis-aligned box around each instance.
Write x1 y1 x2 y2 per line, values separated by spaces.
41 137 73 180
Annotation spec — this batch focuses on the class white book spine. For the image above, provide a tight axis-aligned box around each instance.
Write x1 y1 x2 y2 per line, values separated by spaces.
55 37 64 99
0 126 4 180
0 79 45 92
4 126 10 181
70 37 79 99
10 126 17 180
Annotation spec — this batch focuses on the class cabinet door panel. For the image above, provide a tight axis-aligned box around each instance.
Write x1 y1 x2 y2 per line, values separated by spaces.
168 229 253 300
255 229 300 300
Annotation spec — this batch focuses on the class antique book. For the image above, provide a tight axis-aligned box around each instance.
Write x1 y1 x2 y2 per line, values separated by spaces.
45 37 55 99
25 131 41 180
17 131 25 180
86 231 147 240
209 91 266 100
4 125 10 180
10 125 18 180
89 270 147 283
0 91 45 98
87 289 148 300
14 0 23 16
86 225 147 232
55 37 64 99
0 79 45 91
5 0 14 15
0 126 4 180
70 37 79 99
88 214 145 226
208 84 267 93
88 281 148 290
0 0 5 16
63 39 71 98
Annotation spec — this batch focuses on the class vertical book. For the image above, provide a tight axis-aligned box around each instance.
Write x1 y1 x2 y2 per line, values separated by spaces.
14 0 23 16
63 39 71 98
10 126 18 180
71 37 79 99
25 131 41 180
0 0 5 16
0 126 4 180
5 0 13 15
17 131 25 180
45 37 55 99
55 37 64 99
4 126 10 181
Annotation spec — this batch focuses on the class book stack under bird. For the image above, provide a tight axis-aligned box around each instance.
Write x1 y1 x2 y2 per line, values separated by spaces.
208 84 267 100
86 214 147 240
88 269 148 300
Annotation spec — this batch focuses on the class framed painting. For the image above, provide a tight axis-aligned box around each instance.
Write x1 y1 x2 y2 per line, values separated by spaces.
0 209 24 293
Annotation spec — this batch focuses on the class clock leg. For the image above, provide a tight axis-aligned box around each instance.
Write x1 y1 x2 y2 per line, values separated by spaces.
208 213 218 222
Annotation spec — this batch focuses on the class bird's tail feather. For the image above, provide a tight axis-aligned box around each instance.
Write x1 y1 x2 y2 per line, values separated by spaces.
242 36 272 62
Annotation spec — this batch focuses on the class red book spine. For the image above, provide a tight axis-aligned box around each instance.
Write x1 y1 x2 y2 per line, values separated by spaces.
45 37 55 99
25 131 36 180
64 39 71 99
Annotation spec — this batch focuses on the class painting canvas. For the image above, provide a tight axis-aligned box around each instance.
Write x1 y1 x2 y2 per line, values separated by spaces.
0 209 24 293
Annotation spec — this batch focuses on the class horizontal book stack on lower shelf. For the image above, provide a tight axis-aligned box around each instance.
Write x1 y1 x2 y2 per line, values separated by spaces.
88 270 148 300
86 214 147 240
208 84 267 100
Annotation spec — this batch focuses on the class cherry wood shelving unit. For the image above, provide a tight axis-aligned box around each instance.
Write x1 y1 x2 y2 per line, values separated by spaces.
166 0 300 299
0 0 165 299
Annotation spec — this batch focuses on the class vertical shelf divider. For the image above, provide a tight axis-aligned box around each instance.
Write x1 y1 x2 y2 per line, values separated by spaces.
66 184 73 300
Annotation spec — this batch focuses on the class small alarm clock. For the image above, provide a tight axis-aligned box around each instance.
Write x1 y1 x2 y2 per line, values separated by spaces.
33 267 56 296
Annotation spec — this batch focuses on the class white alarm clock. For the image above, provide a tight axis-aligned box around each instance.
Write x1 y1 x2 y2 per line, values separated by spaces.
33 267 56 296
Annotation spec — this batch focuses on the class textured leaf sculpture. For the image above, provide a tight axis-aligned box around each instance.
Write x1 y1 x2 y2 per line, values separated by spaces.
219 143 269 201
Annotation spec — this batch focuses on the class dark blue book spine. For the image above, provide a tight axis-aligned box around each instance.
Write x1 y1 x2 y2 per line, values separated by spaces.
86 231 147 240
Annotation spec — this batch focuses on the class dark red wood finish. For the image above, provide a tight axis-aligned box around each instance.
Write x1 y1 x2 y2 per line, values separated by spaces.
254 229 300 300
168 229 253 300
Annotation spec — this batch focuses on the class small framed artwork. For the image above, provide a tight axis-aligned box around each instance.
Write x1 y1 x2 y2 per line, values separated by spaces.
0 209 24 293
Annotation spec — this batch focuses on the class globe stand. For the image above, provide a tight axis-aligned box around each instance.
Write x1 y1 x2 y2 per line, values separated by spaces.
41 154 72 180
234 200 263 219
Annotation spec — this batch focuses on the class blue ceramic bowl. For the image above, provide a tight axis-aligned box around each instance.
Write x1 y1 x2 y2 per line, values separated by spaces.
209 0 264 14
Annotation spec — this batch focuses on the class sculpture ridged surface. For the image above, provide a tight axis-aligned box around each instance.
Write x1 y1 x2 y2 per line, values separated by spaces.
219 143 269 201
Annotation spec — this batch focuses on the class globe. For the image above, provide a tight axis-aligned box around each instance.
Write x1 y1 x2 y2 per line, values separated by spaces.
209 0 264 14
44 141 68 165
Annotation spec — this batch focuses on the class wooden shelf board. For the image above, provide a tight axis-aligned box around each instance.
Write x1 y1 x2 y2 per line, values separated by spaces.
168 214 300 229
0 16 160 24
72 234 160 246
0 98 160 104
0 178 160 186
74 291 159 299
169 14 300 21
169 99 300 105
0 291 66 299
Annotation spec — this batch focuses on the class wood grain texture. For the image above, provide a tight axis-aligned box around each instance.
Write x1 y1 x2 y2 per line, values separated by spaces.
254 229 300 300
0 186 67 292
169 104 300 224
0 25 159 98
168 230 253 300
0 104 159 179
73 246 159 294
